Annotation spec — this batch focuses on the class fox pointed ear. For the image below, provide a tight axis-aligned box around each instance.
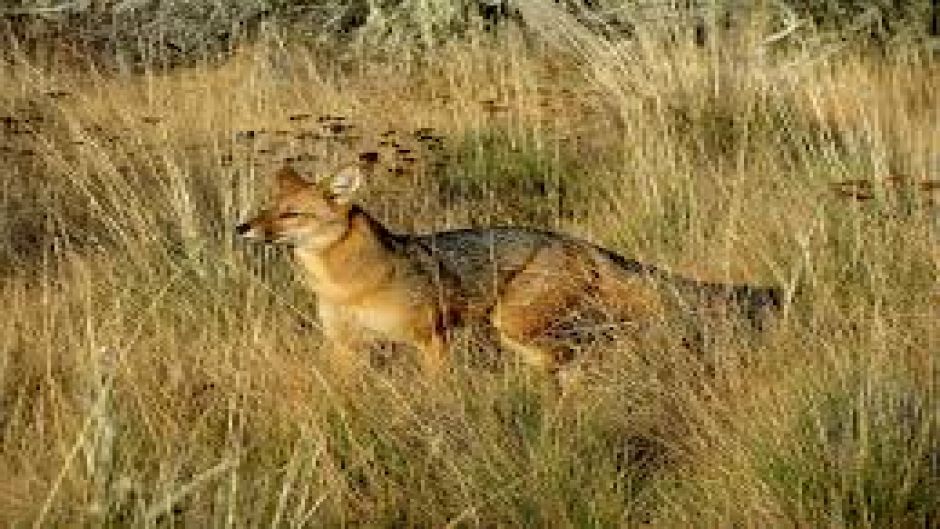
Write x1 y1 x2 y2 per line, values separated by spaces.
328 164 363 204
274 164 309 195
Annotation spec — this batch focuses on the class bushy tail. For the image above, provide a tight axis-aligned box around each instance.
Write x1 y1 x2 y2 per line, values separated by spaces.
600 247 783 329
669 279 783 331
723 283 783 329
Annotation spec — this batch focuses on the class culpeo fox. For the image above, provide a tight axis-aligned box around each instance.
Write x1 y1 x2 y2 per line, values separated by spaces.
236 164 781 375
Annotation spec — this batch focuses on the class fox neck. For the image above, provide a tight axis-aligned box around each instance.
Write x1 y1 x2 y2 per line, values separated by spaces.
292 207 395 302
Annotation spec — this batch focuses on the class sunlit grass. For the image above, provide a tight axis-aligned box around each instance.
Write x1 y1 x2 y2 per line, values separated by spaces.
0 3 937 527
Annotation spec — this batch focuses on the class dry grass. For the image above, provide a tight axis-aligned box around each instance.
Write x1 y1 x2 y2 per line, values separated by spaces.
0 3 938 527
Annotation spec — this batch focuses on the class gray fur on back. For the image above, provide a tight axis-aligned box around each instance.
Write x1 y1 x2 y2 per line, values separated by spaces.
412 227 562 304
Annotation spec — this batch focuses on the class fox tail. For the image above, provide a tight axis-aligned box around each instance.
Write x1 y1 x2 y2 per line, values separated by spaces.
600 248 783 329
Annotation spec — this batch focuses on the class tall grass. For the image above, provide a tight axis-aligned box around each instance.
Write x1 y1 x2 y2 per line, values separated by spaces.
0 2 937 527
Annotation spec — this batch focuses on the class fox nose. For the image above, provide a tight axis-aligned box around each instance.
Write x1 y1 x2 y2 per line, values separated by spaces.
235 223 251 236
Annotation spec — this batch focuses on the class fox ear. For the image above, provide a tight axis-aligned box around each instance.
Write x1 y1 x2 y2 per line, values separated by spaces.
328 164 362 204
274 164 309 195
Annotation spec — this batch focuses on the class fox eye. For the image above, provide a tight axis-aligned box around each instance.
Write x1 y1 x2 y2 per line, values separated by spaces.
279 211 303 219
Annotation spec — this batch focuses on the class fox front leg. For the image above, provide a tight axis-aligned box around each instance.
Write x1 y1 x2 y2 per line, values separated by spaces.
317 301 371 377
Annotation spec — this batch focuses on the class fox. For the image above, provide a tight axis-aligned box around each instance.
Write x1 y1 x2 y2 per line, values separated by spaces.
236 163 782 376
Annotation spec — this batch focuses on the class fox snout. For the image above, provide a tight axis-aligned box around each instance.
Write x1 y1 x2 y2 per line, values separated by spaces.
235 214 280 242
234 219 265 240
235 217 279 243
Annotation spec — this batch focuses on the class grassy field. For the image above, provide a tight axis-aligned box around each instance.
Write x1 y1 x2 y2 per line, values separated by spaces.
1 2 938 527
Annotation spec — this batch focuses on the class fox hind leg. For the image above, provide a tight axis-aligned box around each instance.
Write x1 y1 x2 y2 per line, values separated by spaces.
491 246 590 371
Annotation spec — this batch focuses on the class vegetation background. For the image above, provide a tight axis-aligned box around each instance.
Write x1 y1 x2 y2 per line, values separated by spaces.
1 0 937 527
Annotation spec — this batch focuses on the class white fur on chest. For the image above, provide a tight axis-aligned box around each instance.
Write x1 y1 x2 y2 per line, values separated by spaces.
352 304 410 336
319 287 421 340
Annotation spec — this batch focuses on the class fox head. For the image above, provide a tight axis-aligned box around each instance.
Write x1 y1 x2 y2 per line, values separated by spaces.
236 164 362 249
